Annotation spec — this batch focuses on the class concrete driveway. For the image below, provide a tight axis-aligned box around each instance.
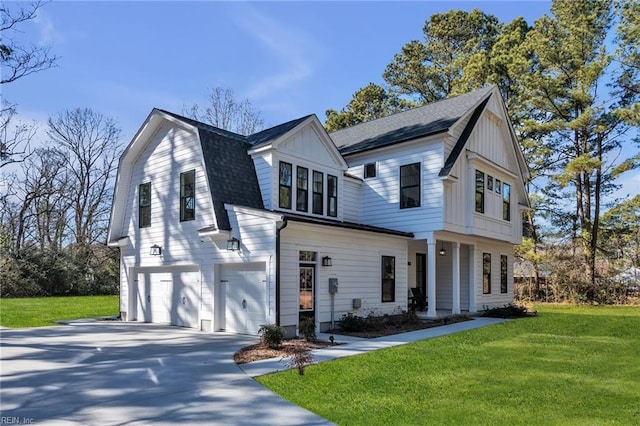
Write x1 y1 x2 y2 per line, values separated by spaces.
0 323 332 425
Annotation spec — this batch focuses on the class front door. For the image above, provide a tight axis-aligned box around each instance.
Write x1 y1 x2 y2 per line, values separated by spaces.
299 265 314 321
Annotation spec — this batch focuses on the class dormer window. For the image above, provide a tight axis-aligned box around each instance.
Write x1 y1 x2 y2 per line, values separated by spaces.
279 162 292 209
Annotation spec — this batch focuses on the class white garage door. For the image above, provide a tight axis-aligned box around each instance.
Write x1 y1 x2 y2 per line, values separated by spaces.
220 263 267 335
132 267 200 328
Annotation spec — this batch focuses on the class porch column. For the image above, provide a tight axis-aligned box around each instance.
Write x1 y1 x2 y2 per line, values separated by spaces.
452 242 461 314
468 244 477 313
427 239 437 318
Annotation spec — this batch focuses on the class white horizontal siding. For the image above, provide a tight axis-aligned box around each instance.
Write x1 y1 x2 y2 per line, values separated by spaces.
345 140 444 234
279 223 409 330
473 241 514 311
342 178 362 223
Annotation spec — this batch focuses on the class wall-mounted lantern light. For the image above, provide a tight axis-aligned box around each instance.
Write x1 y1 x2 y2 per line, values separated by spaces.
226 238 240 251
322 256 332 267
439 242 447 256
150 244 162 256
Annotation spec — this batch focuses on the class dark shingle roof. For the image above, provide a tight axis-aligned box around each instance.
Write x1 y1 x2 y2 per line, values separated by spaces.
198 127 264 231
248 115 313 147
330 86 493 156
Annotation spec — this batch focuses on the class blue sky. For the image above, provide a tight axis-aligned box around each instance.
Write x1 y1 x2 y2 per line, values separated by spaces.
5 1 553 139
3 1 638 200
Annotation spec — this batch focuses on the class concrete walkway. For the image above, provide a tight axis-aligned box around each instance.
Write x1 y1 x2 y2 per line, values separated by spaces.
240 317 507 377
1 317 507 425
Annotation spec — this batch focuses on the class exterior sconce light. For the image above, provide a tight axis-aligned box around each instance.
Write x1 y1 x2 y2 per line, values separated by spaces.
150 244 162 256
322 256 332 267
439 242 446 256
226 238 240 251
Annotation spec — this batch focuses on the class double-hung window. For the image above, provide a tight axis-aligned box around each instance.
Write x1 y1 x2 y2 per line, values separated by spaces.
312 171 323 215
400 163 420 209
327 175 337 217
296 166 308 212
279 162 292 209
475 170 485 213
180 170 195 222
381 256 396 302
139 182 151 228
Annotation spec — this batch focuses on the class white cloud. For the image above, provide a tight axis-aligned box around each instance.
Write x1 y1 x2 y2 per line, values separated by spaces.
33 9 64 46
229 4 323 101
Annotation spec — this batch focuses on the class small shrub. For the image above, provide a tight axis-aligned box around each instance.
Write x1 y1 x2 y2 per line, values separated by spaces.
481 304 537 318
283 348 314 375
299 316 317 342
339 313 366 332
258 323 284 349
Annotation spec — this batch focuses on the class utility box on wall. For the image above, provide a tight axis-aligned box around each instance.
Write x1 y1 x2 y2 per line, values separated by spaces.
352 298 361 309
329 278 339 294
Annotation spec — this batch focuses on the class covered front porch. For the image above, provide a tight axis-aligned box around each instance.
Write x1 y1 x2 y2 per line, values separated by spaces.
408 233 477 318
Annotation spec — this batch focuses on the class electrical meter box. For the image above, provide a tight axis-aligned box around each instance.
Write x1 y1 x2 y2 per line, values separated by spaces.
328 278 339 294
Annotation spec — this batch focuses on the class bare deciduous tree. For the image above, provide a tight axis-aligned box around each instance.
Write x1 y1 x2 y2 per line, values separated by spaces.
183 87 264 135
47 108 121 246
1 0 58 85
0 102 37 168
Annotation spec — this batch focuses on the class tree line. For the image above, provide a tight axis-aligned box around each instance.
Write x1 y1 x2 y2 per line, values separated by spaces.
1 1 638 302
326 0 639 303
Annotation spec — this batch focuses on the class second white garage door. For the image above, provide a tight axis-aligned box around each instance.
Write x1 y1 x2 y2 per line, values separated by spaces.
220 262 267 335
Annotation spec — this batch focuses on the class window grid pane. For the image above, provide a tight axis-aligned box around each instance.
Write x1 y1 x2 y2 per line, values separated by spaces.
279 162 292 209
501 255 508 293
327 175 337 217
180 170 195 222
381 256 395 302
503 183 511 221
483 253 491 294
313 171 323 215
296 166 308 212
475 170 485 213
364 163 376 178
400 163 420 209
139 182 151 228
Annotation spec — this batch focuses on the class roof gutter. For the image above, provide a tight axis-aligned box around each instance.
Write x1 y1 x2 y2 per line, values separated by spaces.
275 217 289 326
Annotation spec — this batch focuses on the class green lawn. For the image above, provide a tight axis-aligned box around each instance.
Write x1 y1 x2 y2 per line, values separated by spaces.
0 295 119 328
258 305 640 425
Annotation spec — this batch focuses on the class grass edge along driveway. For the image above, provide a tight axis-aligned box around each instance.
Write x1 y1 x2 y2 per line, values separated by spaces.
0 295 119 328
258 305 640 425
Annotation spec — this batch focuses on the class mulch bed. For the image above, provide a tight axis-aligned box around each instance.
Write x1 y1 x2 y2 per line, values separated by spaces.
234 314 471 364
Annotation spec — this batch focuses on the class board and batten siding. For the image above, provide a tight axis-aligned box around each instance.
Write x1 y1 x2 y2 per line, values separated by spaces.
344 140 444 234
279 223 408 331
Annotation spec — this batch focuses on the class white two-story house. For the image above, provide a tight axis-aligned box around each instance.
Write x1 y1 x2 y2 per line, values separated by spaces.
107 85 529 336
